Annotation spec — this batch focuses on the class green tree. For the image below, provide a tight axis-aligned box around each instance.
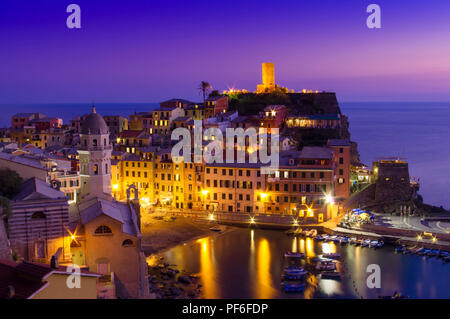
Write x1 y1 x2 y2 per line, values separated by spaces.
0 168 23 199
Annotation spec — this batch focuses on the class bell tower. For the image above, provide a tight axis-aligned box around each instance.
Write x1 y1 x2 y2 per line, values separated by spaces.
78 106 112 200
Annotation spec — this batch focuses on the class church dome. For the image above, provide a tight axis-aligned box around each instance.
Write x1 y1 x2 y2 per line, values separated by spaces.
81 106 109 135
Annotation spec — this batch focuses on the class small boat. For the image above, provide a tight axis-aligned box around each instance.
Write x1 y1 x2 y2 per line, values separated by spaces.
322 253 341 260
349 237 358 245
361 239 370 247
440 251 449 259
282 283 305 293
209 226 223 232
308 229 318 237
284 266 305 272
321 271 341 280
315 235 325 241
369 240 379 248
284 252 305 258
444 256 450 263
417 248 431 256
375 241 384 248
316 260 336 271
283 268 308 280
339 237 349 245
429 249 440 257
394 246 405 253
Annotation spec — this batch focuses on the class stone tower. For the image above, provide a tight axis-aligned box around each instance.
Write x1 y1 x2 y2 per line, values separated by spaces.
78 106 112 200
257 62 275 93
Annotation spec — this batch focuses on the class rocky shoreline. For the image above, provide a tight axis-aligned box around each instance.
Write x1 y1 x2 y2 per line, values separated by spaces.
148 257 202 299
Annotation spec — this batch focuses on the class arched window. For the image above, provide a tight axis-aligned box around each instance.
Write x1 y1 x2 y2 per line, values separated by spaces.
122 239 133 247
31 211 46 219
105 164 108 174
94 164 98 175
84 139 87 146
94 225 112 234
93 139 98 147
104 138 107 146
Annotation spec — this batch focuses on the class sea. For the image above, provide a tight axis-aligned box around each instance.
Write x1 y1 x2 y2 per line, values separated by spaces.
0 101 448 209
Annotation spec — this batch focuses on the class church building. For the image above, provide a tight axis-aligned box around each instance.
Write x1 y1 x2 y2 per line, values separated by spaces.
69 107 149 298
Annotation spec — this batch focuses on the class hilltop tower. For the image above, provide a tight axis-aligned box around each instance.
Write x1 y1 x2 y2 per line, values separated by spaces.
257 62 275 93
78 106 112 200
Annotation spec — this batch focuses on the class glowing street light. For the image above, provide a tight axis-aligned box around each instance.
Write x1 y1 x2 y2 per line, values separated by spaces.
260 193 268 200
325 194 334 204
209 213 215 221
201 190 209 196
250 217 256 224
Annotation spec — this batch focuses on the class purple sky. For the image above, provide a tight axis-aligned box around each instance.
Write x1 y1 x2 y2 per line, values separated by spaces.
1 0 450 103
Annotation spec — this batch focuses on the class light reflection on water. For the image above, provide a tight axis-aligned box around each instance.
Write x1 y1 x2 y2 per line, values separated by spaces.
151 228 450 299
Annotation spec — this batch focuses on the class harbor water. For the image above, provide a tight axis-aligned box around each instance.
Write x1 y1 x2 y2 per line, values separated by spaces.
150 228 450 299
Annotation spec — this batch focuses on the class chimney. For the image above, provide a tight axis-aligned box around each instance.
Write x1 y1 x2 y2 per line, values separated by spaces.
50 255 59 269
50 247 62 269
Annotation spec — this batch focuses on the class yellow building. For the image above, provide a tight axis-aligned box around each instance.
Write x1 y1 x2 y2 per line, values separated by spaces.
0 259 100 299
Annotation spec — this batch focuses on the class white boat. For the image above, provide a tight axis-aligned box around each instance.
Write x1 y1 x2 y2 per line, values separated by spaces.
369 240 379 248
361 239 371 247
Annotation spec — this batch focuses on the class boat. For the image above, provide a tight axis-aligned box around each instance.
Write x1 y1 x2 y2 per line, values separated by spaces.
369 240 379 248
444 256 450 263
429 249 440 257
321 271 341 280
322 253 341 260
440 251 449 259
417 248 431 256
361 239 370 247
307 229 318 237
282 283 305 293
375 241 384 248
284 252 305 258
284 266 306 272
315 235 325 241
394 246 405 253
209 226 223 232
349 237 358 245
339 237 349 245
316 260 336 271
283 268 308 280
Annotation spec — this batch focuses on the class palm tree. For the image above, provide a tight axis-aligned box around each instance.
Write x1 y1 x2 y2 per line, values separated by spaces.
199 81 212 106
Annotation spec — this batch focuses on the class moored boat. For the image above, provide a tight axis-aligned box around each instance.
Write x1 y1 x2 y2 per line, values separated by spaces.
284 252 305 258
322 253 340 260
316 260 336 271
321 271 341 280
282 283 305 293
361 239 370 247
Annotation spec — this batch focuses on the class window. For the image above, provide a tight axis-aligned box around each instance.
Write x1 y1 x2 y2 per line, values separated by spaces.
94 225 112 234
94 164 98 175
339 157 344 164
122 239 134 247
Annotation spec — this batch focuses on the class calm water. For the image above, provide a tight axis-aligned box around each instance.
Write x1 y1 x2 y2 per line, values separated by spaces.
0 101 448 208
342 102 450 209
150 228 450 299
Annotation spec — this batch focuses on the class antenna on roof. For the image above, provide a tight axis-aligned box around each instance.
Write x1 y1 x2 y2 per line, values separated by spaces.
92 100 96 113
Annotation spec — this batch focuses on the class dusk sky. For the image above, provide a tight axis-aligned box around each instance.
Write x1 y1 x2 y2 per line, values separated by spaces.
1 0 450 103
